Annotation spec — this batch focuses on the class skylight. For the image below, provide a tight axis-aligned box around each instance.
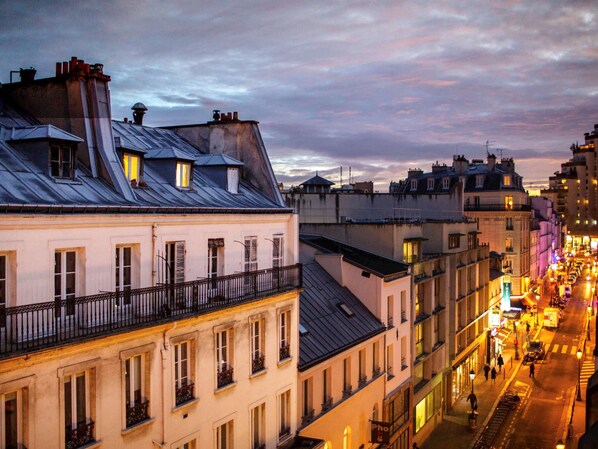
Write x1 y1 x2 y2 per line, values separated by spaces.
339 303 355 317
299 324 309 335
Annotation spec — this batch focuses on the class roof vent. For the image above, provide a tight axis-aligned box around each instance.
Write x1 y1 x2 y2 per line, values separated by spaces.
132 102 148 126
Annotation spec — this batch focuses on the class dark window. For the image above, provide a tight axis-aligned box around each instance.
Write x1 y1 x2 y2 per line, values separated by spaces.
50 145 74 179
448 234 460 249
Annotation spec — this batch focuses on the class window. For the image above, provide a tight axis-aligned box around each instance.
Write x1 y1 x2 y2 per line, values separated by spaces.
505 195 513 210
272 234 284 269
116 246 133 306
1 389 24 449
358 349 366 386
250 319 265 373
0 255 6 328
400 291 407 322
506 218 513 230
176 441 195 449
278 390 291 439
401 336 407 369
123 153 141 183
174 340 195 406
343 357 352 396
50 144 74 179
415 285 422 316
433 315 439 344
448 233 461 249
442 177 450 190
386 344 394 378
278 310 291 361
244 236 258 273
475 175 484 188
251 404 265 449
302 378 313 424
503 175 511 186
322 368 332 410
64 371 95 448
227 167 239 194
372 341 380 374
415 324 423 356
208 239 224 292
216 420 234 449
505 238 514 252
343 426 352 449
387 295 394 327
124 353 150 428
410 179 418 191
165 241 185 286
427 178 434 190
216 329 234 388
468 232 478 249
403 240 421 263
176 162 191 188
55 250 77 318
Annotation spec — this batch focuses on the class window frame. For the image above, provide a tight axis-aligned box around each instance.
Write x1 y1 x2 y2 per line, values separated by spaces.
475 175 484 188
278 390 291 441
227 167 239 194
54 249 78 318
272 234 284 269
278 308 291 362
448 233 461 249
120 343 154 430
175 161 192 188
50 144 75 179
0 375 33 449
249 317 265 374
427 178 434 190
215 325 235 389
442 177 450 190
122 152 142 183
410 179 418 191
250 402 265 449
171 334 196 408
216 419 234 449
244 236 258 273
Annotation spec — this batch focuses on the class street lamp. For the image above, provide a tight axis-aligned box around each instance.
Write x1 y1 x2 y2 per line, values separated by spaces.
556 439 565 449
576 348 582 401
514 320 520 360
469 369 475 395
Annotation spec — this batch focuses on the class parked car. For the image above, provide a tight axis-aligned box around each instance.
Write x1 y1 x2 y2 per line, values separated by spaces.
523 340 546 363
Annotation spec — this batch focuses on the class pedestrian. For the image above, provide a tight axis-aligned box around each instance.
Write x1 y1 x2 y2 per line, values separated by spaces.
526 322 530 333
483 363 490 381
529 362 535 379
467 392 478 410
497 354 504 372
491 366 497 386
413 443 420 449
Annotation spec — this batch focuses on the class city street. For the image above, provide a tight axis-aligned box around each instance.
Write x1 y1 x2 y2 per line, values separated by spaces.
492 263 595 449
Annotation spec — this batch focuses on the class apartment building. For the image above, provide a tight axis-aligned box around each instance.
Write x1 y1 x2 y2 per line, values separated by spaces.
300 236 412 449
541 124 598 250
0 57 301 449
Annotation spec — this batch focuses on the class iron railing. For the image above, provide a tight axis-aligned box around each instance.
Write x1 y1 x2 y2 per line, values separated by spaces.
464 203 531 212
65 421 94 449
321 396 333 412
175 380 195 406
217 364 234 388
0 264 302 360
126 399 150 428
252 353 265 373
279 342 291 361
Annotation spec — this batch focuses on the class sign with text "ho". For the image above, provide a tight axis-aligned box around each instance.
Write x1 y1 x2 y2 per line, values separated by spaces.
370 420 391 444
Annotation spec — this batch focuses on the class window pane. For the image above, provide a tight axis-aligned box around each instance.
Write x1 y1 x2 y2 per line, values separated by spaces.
125 358 131 406
76 374 86 425
133 355 142 402
65 377 72 427
4 391 18 447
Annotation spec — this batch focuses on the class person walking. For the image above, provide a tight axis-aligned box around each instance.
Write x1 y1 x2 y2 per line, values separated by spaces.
491 366 497 386
497 354 504 372
529 361 535 379
484 363 490 381
526 322 531 334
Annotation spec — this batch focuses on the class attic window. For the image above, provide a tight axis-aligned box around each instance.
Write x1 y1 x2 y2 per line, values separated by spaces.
299 324 309 336
503 175 511 187
176 162 191 188
123 153 141 183
339 303 355 317
427 178 434 190
227 167 239 193
410 179 418 191
476 175 484 188
442 177 449 190
50 144 74 179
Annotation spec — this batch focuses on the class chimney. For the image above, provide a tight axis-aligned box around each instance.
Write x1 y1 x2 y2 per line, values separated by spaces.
131 102 148 126
452 155 469 174
487 153 496 171
19 67 36 83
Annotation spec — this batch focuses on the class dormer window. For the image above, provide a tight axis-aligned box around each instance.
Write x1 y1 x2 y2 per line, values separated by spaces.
427 178 434 190
123 153 141 183
503 175 511 186
476 175 484 188
50 144 74 179
176 162 191 188
227 167 239 194
442 177 450 190
410 179 418 191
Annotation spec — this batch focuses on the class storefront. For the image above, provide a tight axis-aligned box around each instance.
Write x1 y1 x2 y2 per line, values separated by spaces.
450 346 479 406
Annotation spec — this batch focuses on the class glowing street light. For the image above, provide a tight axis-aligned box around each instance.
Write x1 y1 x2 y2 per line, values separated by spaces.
469 369 475 395
556 439 565 449
576 348 583 401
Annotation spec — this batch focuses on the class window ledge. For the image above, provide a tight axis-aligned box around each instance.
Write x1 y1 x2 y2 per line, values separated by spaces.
53 177 82 185
78 440 102 449
277 356 293 368
249 369 268 379
278 433 294 447
121 417 155 436
172 397 199 413
215 381 237 394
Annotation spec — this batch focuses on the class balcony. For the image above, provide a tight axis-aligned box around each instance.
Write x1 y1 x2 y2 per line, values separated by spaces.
464 203 531 212
252 353 265 373
0 264 302 360
342 385 353 398
217 364 234 388
175 380 195 406
279 342 291 361
126 399 150 428
301 408 315 426
358 374 367 388
65 421 95 449
321 396 333 412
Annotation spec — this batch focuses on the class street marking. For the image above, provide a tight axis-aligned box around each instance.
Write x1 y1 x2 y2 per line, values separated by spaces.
561 345 568 354
552 344 559 352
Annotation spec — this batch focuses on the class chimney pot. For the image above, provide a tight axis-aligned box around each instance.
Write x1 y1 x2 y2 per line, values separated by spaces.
124 118 128 123
212 110 221 121
56 62 62 77
63 61 68 74
131 102 148 126
233 111 238 120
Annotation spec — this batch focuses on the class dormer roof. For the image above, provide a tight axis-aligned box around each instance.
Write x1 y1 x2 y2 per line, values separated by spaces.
145 146 195 161
196 154 244 167
301 174 334 186
3 125 83 143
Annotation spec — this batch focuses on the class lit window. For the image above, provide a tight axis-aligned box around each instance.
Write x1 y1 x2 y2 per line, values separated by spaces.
505 196 513 210
50 144 75 179
448 233 461 249
503 175 511 186
123 153 141 182
506 238 514 252
176 162 191 188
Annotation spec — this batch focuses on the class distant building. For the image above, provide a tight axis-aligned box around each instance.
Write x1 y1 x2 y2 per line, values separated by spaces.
541 124 598 251
300 174 335 193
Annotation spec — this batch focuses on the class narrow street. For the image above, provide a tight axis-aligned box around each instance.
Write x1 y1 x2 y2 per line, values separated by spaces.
493 265 594 449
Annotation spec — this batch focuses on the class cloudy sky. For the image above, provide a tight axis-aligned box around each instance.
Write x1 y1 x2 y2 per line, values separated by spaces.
2 1 597 192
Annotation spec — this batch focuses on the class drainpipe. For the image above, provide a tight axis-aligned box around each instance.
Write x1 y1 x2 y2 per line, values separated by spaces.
153 322 177 449
152 224 158 286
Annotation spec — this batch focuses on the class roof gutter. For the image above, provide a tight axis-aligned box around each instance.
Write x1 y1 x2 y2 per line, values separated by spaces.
0 204 294 215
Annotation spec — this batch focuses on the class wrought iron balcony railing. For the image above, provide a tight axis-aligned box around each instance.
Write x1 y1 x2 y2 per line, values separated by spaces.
252 353 265 373
358 374 367 388
175 380 195 406
126 399 150 428
217 364 234 388
279 342 291 361
342 384 352 398
301 408 315 426
464 203 531 212
65 421 95 449
321 396 333 412
0 264 302 360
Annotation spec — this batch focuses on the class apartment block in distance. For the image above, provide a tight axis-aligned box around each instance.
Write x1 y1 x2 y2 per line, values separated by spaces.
0 57 301 449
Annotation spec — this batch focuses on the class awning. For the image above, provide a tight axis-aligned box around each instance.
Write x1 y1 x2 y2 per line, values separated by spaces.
521 293 538 309
494 328 511 343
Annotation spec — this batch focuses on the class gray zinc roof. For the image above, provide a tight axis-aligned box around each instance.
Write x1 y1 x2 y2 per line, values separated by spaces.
196 154 244 166
299 262 386 371
301 174 334 186
4 125 83 143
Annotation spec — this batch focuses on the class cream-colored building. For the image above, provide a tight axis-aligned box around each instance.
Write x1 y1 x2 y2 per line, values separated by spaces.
0 57 301 449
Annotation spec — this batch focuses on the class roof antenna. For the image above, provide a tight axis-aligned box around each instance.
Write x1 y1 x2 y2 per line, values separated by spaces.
485 140 495 155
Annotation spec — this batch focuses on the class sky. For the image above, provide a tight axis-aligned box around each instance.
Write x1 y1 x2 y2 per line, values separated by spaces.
1 0 597 193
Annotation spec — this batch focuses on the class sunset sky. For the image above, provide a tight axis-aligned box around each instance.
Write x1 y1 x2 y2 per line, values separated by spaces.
2 0 597 192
